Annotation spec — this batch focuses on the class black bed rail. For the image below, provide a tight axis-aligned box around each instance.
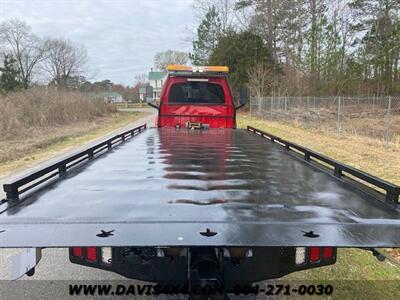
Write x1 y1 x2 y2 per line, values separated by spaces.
247 126 400 204
2 124 147 202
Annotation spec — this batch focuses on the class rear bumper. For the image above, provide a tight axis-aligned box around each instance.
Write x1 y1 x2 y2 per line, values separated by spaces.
70 247 337 286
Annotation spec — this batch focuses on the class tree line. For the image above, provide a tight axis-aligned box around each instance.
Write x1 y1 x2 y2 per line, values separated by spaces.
0 19 142 99
190 0 400 96
0 19 89 93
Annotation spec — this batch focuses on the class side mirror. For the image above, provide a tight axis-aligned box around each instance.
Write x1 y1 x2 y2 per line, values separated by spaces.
236 86 248 110
147 102 159 109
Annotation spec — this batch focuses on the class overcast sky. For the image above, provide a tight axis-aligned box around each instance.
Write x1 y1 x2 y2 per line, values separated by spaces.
0 0 195 85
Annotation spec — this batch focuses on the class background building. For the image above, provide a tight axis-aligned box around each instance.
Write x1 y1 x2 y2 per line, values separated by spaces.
101 91 124 103
139 84 153 103
148 70 167 100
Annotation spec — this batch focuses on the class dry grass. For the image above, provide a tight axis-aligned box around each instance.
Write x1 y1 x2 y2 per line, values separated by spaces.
114 102 146 109
252 106 400 148
0 111 148 177
0 88 116 141
0 88 148 176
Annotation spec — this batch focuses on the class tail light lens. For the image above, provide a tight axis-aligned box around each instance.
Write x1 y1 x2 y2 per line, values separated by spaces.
71 247 112 265
310 247 320 262
86 247 97 262
295 247 306 265
101 247 112 264
323 247 333 259
72 247 83 258
295 247 335 266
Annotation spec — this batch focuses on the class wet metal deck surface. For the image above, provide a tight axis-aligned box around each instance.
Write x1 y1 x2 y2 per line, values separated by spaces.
0 128 399 247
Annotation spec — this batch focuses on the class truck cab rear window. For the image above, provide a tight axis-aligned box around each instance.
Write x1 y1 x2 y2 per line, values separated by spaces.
168 82 225 104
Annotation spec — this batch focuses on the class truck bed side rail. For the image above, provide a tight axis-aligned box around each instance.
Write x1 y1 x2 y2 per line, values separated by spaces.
2 124 147 204
247 126 400 204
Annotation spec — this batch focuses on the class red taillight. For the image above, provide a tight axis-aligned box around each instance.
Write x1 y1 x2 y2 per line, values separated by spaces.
86 247 97 262
310 247 320 262
323 247 333 259
294 247 335 267
72 247 83 258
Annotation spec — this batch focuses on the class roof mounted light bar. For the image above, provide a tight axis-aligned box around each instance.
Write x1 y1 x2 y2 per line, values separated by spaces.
167 65 229 74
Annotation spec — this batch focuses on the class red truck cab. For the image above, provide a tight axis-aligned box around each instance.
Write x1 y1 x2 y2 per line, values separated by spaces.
152 65 239 128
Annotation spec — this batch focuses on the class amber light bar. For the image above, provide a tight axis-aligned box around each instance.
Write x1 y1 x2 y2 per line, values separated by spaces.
167 64 229 73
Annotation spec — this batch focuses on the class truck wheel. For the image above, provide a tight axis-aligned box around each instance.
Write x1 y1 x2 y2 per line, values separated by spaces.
26 267 35 277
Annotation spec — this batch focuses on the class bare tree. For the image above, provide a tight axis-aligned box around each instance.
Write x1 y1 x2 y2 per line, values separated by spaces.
42 38 87 88
0 19 47 88
154 50 189 71
133 73 148 85
247 63 274 97
193 0 239 31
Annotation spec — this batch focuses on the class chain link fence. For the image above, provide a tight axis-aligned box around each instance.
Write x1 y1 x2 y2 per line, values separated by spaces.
250 96 400 148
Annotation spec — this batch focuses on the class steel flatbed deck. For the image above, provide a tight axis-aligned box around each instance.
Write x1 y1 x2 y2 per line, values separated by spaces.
0 125 399 248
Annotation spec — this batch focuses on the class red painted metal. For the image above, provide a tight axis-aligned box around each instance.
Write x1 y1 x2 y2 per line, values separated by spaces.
158 76 236 128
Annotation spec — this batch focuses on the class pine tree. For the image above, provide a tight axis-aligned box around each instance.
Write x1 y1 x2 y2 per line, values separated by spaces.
190 6 222 65
0 54 22 93
349 0 400 94
209 30 274 93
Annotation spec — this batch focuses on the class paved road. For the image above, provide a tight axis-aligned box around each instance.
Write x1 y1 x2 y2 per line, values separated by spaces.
0 109 155 280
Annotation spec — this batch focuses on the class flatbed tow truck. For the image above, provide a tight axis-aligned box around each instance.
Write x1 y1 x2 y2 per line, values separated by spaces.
0 65 399 297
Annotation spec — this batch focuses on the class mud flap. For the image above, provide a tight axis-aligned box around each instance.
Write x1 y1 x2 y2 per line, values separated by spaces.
11 248 42 280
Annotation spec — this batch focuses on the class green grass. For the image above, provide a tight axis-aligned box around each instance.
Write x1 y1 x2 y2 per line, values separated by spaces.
276 250 400 299
283 249 400 299
286 249 399 280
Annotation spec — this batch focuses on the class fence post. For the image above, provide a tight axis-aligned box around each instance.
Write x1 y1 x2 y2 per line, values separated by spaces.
384 95 392 149
285 96 288 112
337 96 341 134
372 94 375 112
250 97 252 118
270 96 273 119
277 95 281 110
